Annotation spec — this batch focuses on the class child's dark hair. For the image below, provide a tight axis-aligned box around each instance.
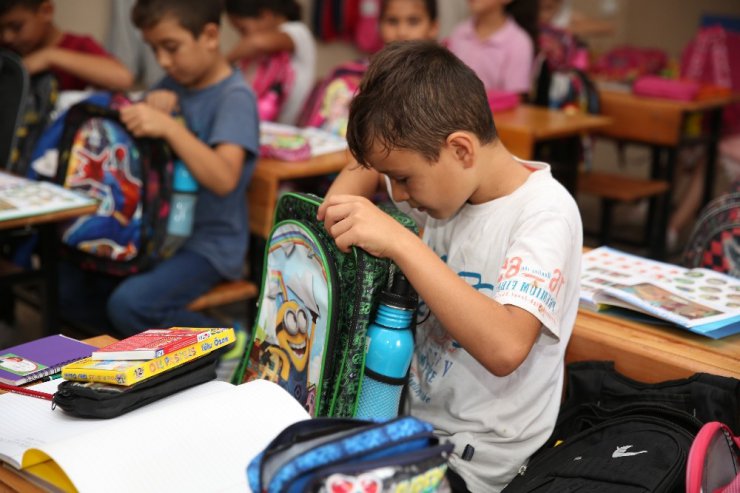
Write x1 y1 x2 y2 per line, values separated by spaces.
0 0 44 15
132 0 223 38
506 0 539 48
380 0 437 22
224 0 302 22
347 41 496 167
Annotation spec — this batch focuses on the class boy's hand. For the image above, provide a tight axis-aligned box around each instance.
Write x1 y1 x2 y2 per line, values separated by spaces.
22 48 52 74
318 195 408 258
120 103 174 139
145 90 179 114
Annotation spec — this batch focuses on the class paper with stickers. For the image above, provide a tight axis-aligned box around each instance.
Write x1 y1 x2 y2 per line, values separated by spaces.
581 246 740 339
0 173 95 223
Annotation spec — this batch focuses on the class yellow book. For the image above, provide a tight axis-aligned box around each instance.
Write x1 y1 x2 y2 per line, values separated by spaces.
61 328 235 386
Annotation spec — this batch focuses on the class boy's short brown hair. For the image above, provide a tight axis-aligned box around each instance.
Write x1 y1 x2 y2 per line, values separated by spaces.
0 0 44 16
347 41 496 167
132 0 223 38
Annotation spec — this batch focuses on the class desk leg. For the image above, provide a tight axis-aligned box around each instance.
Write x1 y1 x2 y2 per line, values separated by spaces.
37 223 58 336
535 136 580 196
702 108 723 207
651 147 675 260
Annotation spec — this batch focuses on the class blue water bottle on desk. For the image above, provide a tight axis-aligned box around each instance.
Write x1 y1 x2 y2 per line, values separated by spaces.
164 159 198 256
356 270 417 420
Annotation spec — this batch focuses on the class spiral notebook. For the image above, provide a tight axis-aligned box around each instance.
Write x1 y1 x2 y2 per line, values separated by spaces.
0 335 96 386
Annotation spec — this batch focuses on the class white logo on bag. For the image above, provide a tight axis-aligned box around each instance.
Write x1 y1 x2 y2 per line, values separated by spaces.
612 445 648 458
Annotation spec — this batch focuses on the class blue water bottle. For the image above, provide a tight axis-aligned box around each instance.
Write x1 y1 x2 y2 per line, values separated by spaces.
355 270 417 420
164 159 198 255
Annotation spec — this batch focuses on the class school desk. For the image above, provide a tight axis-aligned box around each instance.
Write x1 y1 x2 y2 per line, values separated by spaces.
493 104 613 193
595 89 739 259
568 308 740 383
0 179 98 336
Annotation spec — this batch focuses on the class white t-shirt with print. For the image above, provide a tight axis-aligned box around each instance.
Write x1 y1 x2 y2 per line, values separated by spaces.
392 160 582 493
278 21 316 124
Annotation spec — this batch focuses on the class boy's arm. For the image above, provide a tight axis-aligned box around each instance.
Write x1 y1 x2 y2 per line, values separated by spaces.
227 31 295 64
324 162 384 200
318 195 543 377
120 104 244 196
24 48 134 91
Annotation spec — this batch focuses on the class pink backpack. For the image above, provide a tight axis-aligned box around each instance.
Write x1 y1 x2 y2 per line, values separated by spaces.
686 421 740 493
239 51 295 122
296 59 368 137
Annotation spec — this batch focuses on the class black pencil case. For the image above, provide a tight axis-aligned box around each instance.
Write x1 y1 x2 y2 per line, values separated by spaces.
52 352 219 419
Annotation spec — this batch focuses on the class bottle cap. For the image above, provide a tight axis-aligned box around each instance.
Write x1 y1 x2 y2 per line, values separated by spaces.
379 270 417 310
173 160 198 193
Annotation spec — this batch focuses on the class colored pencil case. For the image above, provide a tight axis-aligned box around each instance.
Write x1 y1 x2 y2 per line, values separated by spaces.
487 90 520 112
52 352 219 418
632 75 700 101
247 415 454 493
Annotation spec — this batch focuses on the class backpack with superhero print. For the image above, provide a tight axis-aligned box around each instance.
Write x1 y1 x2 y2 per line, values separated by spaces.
54 97 174 276
233 192 417 418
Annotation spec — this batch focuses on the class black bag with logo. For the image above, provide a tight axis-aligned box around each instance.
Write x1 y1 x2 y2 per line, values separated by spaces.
503 361 740 492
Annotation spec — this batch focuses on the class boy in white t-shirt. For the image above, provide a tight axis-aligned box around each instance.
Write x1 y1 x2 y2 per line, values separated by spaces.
318 41 583 493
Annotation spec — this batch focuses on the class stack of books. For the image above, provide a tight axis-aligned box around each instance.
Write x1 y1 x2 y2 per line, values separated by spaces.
61 327 236 386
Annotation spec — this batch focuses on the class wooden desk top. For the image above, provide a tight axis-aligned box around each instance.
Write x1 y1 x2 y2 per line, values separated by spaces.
0 203 99 231
597 89 739 146
568 309 740 383
495 105 612 159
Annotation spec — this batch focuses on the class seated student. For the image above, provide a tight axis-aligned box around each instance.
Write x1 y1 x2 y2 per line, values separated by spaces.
0 0 133 90
58 0 259 336
446 0 538 95
224 0 315 125
318 41 582 492
300 0 439 138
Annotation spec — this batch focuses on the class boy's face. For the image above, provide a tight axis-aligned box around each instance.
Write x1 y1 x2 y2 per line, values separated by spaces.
0 3 52 55
369 144 474 220
380 0 438 44
228 11 279 37
142 16 219 89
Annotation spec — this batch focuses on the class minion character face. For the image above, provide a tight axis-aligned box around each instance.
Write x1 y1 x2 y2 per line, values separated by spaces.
276 300 312 372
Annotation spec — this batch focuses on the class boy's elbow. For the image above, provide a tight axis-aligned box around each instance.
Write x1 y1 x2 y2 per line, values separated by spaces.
482 345 531 377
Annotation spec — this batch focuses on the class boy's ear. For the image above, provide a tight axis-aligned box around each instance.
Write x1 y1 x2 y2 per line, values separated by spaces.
428 21 440 40
446 132 475 169
200 22 220 50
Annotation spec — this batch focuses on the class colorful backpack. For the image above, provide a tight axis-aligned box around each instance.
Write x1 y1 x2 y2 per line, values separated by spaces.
240 51 295 123
297 59 367 138
686 421 740 493
54 97 174 276
682 191 740 278
233 192 417 418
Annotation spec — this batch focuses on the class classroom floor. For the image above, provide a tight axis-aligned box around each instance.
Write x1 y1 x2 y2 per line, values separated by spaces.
4 137 733 350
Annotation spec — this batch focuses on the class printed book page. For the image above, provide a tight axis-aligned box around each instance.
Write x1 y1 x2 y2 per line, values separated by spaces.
0 174 95 223
0 379 309 493
260 122 348 158
581 247 740 333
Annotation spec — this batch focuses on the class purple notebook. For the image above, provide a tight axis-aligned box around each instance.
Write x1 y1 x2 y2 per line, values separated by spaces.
0 334 96 386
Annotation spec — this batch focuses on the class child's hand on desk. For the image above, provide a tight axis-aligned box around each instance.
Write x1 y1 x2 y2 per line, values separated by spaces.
318 194 412 258
120 102 174 139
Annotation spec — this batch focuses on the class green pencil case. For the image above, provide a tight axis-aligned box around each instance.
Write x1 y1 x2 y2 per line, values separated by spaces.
52 352 219 418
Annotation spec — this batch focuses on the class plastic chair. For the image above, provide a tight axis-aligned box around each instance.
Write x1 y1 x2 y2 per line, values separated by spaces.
0 50 28 170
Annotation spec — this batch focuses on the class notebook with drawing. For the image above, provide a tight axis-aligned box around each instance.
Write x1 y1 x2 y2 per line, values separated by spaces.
0 335 96 386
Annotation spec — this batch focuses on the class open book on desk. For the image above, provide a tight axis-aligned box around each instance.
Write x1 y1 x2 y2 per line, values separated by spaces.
0 379 309 493
0 172 96 223
581 247 740 339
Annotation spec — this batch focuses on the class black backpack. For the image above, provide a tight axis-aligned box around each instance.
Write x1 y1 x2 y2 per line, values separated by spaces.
503 361 740 493
0 50 27 169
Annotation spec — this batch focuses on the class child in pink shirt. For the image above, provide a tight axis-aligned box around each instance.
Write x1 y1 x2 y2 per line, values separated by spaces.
447 0 536 95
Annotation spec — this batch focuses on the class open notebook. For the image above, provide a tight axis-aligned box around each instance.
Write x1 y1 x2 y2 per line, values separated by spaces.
0 379 309 492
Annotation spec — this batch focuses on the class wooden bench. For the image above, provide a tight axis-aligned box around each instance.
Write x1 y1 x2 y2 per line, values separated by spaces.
578 170 669 252
186 279 258 312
